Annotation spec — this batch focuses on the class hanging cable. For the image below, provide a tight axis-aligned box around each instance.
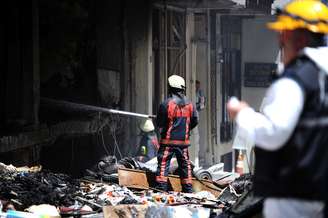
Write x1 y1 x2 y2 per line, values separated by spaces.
97 112 111 156
108 113 123 159
100 129 111 156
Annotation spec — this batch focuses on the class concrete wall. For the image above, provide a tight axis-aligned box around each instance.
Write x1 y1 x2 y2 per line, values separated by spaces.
186 12 198 166
95 0 153 157
128 2 153 116
215 15 279 169
185 12 214 167
272 0 291 9
185 0 289 168
241 16 278 111
123 0 153 156
193 13 211 167
195 43 210 165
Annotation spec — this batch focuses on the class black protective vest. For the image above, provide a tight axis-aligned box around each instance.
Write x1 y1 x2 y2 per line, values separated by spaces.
254 56 328 200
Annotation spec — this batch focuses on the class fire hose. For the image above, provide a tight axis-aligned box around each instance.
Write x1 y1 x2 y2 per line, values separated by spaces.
40 97 156 119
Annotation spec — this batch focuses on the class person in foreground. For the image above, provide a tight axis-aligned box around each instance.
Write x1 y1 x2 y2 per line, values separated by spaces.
227 1 328 217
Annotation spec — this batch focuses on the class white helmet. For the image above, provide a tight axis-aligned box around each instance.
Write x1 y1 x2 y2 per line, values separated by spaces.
168 75 185 90
140 119 155 132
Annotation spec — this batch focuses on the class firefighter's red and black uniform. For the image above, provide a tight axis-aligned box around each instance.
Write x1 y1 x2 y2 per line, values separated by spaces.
156 93 198 193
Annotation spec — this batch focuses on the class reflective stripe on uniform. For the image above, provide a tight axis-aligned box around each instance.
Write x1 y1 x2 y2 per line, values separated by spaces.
156 175 168 182
183 148 192 183
160 139 190 145
159 147 170 178
166 119 174 139
185 117 190 140
166 101 177 139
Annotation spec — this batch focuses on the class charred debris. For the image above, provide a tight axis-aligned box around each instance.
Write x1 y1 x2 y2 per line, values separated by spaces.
0 158 262 218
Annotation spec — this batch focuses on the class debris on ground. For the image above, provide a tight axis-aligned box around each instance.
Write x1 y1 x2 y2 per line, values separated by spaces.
103 204 211 218
0 161 262 217
0 169 79 211
25 204 60 217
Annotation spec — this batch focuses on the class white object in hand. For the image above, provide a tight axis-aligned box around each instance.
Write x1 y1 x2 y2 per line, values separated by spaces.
228 96 240 108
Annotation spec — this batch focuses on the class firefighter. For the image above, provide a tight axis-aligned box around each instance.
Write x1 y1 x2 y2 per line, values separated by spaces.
136 119 159 162
227 1 328 217
155 75 198 193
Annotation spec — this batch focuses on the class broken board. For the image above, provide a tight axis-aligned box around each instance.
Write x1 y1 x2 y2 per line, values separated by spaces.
118 168 221 197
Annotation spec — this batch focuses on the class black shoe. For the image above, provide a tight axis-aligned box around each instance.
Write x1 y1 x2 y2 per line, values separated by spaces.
155 182 168 192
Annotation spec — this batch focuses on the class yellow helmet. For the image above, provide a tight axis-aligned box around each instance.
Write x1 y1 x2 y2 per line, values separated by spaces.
268 0 328 33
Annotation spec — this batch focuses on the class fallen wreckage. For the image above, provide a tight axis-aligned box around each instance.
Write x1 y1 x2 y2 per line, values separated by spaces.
0 158 263 218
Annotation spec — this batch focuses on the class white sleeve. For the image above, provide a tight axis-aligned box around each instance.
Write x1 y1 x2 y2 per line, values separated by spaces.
235 78 305 151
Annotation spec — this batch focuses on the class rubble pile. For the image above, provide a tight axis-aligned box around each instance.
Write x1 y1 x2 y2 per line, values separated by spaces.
0 161 261 217
85 156 181 182
217 174 263 217
0 170 79 211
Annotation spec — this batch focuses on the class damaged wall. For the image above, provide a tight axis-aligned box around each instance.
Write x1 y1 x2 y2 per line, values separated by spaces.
0 12 5 130
36 0 105 177
1 0 39 133
39 0 97 105
130 2 153 116
97 0 122 108
121 0 153 156
0 0 41 166
1 0 154 173
44 0 155 170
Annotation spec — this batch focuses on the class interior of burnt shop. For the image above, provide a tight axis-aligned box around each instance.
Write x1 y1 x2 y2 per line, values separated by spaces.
0 0 278 178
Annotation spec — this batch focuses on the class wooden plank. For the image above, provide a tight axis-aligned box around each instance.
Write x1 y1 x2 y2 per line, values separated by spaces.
118 168 221 197
118 168 151 189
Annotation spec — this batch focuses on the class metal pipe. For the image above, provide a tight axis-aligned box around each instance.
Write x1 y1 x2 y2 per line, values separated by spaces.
40 97 155 119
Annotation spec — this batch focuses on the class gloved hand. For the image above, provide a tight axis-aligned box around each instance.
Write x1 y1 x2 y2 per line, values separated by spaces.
227 97 249 120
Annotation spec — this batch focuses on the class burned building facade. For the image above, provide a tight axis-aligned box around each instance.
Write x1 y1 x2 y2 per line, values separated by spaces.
1 0 279 175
